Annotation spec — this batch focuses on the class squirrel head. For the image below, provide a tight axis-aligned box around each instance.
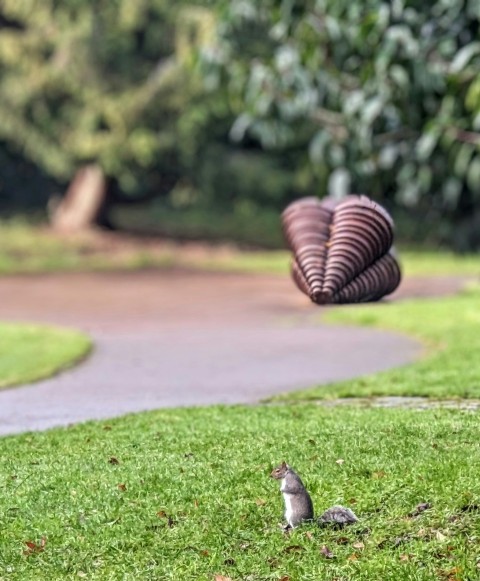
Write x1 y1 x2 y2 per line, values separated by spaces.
270 461 290 479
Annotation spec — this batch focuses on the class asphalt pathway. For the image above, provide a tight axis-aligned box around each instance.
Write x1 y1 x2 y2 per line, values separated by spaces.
0 270 463 436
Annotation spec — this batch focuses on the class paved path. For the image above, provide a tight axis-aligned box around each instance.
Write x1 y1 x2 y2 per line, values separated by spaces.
0 271 464 436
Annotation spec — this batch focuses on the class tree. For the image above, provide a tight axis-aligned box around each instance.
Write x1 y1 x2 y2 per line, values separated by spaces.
0 0 214 230
205 0 480 249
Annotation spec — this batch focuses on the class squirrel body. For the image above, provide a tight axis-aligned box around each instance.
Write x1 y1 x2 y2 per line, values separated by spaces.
270 462 314 528
270 461 358 529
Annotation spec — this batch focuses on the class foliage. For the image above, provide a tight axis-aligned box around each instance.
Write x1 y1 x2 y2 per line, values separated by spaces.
2 404 480 579
274 284 480 401
206 0 480 249
0 323 91 388
0 0 214 197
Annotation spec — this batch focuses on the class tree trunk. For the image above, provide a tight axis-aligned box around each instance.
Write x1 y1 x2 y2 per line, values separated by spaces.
49 164 109 233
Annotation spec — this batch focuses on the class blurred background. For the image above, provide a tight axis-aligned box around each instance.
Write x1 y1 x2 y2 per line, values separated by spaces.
0 0 479 262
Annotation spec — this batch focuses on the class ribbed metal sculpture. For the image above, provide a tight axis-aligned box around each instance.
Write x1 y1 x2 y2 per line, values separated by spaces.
282 195 401 304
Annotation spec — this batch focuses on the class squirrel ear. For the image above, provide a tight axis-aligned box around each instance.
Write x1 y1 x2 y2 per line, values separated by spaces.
281 461 287 468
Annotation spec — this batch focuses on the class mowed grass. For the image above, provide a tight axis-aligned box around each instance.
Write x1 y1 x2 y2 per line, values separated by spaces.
0 219 479 277
272 285 480 402
1 405 480 580
0 324 91 388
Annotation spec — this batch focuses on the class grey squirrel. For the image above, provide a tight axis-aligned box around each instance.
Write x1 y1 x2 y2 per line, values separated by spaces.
270 461 358 530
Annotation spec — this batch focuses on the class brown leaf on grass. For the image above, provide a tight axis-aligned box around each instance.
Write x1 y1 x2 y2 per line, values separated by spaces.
23 537 46 556
437 566 462 581
156 511 176 527
372 470 386 479
435 530 447 542
409 502 431 517
348 498 357 505
108 457 119 465
284 545 303 553
352 541 365 550
347 553 358 561
278 577 291 581
335 459 344 465
214 576 233 581
320 545 335 559
201 549 209 557
305 531 314 540
117 483 127 491
399 554 410 562
255 498 266 506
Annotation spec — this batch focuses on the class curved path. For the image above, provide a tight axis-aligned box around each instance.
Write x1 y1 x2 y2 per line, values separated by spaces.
0 270 463 436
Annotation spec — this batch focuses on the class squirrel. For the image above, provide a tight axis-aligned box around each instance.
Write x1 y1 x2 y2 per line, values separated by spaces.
270 461 358 530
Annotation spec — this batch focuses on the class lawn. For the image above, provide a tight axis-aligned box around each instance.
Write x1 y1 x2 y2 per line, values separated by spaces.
0 324 91 389
272 284 480 403
1 405 479 580
1 222 480 580
0 219 479 278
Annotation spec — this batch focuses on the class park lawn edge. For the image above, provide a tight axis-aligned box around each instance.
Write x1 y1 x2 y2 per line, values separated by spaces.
268 283 480 403
0 323 93 389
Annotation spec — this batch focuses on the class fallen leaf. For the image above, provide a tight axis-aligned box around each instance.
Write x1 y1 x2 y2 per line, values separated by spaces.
201 550 209 557
255 498 266 506
372 470 386 479
23 537 46 556
409 502 431 517
284 545 303 553
437 566 462 581
117 483 127 491
214 576 233 581
108 457 119 465
400 554 410 562
436 530 447 542
320 545 335 558
348 498 357 505
157 511 167 518
347 553 358 561
336 459 344 465
305 531 314 540
278 577 291 581
352 541 365 550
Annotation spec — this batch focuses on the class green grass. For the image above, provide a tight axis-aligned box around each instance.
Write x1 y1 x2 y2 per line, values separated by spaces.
0 218 479 278
1 405 480 580
274 284 480 402
0 324 91 388
192 248 480 278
